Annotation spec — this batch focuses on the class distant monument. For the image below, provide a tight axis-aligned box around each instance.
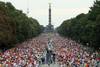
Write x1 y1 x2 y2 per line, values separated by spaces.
44 3 54 33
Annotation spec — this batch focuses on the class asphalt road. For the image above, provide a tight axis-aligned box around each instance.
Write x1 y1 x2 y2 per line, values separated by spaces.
40 63 60 67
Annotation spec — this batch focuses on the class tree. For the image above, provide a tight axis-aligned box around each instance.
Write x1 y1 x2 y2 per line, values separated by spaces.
57 0 100 50
0 1 43 50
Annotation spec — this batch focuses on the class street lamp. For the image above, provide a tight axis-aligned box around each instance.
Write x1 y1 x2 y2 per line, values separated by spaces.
27 0 29 15
4 0 6 7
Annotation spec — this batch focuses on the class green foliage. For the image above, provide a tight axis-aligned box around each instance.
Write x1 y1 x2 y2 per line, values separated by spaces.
0 1 43 50
57 0 100 50
88 0 100 21
0 2 16 49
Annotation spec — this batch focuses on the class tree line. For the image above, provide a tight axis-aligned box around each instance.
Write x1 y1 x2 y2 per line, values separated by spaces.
57 0 100 50
0 1 43 50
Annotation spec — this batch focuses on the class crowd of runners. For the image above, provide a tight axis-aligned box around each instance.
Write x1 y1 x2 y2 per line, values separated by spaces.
52 35 100 67
0 33 100 67
0 34 48 67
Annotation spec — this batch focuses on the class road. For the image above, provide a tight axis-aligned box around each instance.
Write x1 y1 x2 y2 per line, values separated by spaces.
41 63 60 67
0 33 98 67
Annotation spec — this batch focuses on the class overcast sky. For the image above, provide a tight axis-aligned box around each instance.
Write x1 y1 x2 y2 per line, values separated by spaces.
0 0 95 27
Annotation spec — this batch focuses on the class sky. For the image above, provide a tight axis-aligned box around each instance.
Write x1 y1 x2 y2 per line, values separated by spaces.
0 0 95 27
